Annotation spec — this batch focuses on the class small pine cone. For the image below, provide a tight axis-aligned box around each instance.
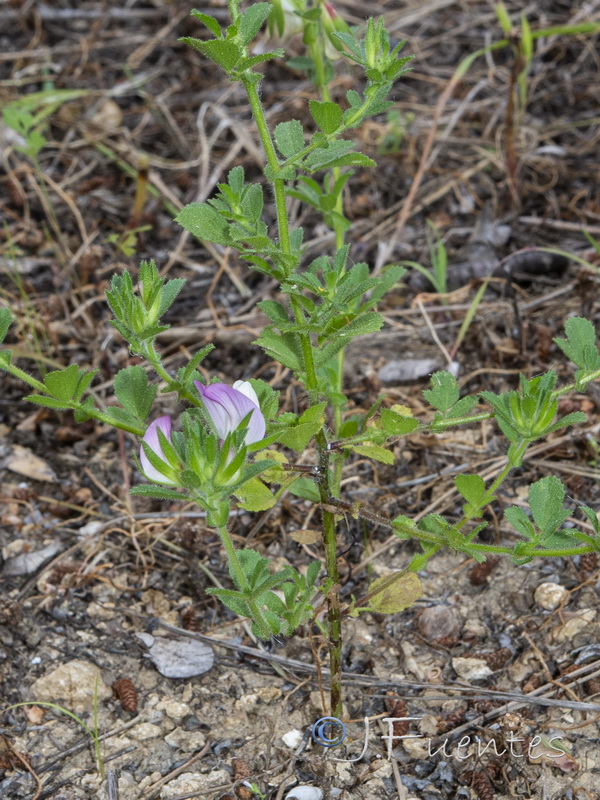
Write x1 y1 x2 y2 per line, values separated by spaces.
585 678 600 697
469 557 500 586
384 694 409 736
112 678 138 712
473 647 512 670
180 606 200 631
437 707 466 733
580 553 599 573
474 700 496 714
461 770 494 800
232 758 252 781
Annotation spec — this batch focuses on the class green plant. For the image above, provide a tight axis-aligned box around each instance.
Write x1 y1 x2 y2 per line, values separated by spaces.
1 3 600 722
399 219 448 295
4 694 103 775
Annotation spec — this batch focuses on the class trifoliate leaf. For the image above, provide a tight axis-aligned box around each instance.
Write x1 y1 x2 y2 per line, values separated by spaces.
423 371 459 412
554 317 600 371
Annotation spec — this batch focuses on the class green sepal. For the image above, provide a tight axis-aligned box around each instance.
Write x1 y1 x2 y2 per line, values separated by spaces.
130 485 185 500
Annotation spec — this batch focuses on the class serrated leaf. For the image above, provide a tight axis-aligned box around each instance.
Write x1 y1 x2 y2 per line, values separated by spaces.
239 2 272 45
258 299 289 326
351 443 394 464
235 477 276 511
368 571 422 614
554 317 600 371
309 99 343 134
180 38 242 71
580 504 600 533
380 408 419 436
0 308 13 343
274 119 305 159
43 364 81 401
504 506 536 540
529 475 570 537
423 371 459 412
176 203 232 245
254 328 302 371
114 365 157 422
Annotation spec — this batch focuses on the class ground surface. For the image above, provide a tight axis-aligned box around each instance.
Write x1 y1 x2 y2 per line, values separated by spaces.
1 1 600 799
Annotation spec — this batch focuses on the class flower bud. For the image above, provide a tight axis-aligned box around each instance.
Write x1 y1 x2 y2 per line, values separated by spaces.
140 416 179 485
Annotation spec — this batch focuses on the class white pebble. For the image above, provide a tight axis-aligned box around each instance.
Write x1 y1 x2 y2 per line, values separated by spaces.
534 582 568 611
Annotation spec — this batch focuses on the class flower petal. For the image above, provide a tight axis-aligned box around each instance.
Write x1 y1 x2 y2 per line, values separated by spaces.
194 381 266 444
140 416 176 484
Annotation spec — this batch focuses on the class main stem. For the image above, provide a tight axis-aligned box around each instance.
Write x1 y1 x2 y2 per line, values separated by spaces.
241 72 343 717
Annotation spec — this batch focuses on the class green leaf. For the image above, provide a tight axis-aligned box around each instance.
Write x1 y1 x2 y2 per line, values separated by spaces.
423 371 459 412
274 120 305 159
114 365 157 422
43 364 82 402
554 317 600 371
454 474 487 511
0 308 13 343
180 38 242 72
239 2 272 45
380 408 419 436
306 152 375 171
254 328 302 372
301 140 354 171
235 477 276 511
190 10 222 38
130 485 185 500
258 299 290 326
529 475 571 538
23 395 72 410
367 571 422 614
287 477 320 503
175 202 232 246
309 99 343 134
504 506 536 541
580 505 600 533
238 50 285 71
351 443 394 465
277 403 327 451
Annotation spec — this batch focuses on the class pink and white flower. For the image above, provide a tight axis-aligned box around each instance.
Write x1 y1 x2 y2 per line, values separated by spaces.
194 380 265 445
140 416 177 484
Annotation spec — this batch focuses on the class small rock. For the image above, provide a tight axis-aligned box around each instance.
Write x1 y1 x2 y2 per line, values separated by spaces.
535 582 568 611
130 723 163 742
157 699 191 724
164 727 206 752
281 729 303 748
3 542 63 576
160 770 230 798
378 358 442 384
136 632 214 678
29 660 112 712
553 610 596 643
285 787 323 800
417 605 460 642
452 657 492 681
